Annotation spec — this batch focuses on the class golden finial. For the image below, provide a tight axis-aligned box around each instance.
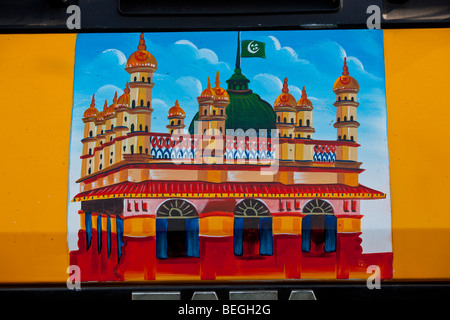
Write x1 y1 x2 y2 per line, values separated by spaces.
90 94 95 108
113 91 118 103
282 77 289 93
301 86 307 99
124 82 130 94
103 100 108 111
342 57 349 76
207 77 211 89
215 71 220 88
175 100 179 107
138 33 147 51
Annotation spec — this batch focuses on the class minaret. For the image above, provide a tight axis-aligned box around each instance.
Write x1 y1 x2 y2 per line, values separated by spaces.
295 86 315 162
197 77 214 135
93 100 107 173
333 57 360 162
81 94 99 177
295 86 315 139
210 71 229 135
274 78 297 161
167 100 186 134
125 33 157 132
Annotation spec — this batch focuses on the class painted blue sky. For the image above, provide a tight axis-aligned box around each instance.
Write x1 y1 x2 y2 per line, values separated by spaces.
68 30 392 253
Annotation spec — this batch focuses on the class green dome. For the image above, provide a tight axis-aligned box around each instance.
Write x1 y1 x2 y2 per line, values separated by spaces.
188 68 276 135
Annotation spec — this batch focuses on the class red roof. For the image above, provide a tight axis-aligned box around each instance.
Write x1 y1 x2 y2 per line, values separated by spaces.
73 180 385 202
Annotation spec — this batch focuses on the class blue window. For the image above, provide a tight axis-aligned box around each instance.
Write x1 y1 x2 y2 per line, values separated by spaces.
156 200 199 259
233 199 273 257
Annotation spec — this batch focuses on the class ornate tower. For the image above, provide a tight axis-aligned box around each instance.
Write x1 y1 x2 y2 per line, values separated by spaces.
210 71 229 135
274 78 297 161
81 94 99 177
295 86 315 162
167 100 186 134
125 32 157 130
333 57 360 162
197 77 214 135
295 86 315 139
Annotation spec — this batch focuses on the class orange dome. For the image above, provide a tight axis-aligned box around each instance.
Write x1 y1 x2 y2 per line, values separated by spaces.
199 77 215 99
116 83 130 107
126 33 157 69
168 100 186 118
333 57 359 93
297 86 313 108
274 78 297 108
83 94 99 119
96 100 108 122
104 92 118 117
211 71 229 102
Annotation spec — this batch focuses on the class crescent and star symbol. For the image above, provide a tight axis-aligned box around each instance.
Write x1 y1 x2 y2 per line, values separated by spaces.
247 41 260 54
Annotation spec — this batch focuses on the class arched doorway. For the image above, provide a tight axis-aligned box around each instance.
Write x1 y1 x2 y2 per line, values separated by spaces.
156 199 199 259
301 199 337 253
233 199 272 256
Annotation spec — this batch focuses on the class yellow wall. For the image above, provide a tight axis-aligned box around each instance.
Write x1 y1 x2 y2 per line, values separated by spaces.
0 29 450 283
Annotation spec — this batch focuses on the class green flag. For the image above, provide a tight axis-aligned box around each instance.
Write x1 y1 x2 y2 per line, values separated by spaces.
241 40 266 58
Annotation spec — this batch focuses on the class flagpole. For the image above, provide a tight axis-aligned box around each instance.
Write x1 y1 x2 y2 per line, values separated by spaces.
236 31 241 70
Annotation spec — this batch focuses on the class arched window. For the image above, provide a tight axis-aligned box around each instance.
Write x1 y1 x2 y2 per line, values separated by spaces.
350 115 354 121
88 168 91 175
338 135 341 140
306 119 310 126
142 76 145 82
139 146 143 154
177 120 181 125
88 148 92 155
221 109 224 115
337 117 340 123
130 145 134 154
344 116 347 122
233 199 272 256
111 124 114 131
132 100 135 108
156 199 199 259
299 119 302 126
301 199 336 253
140 99 144 106
145 125 149 132
147 77 151 83
147 101 150 108
351 96 354 101
130 124 135 132
338 96 341 101
89 130 93 137
123 146 126 152
350 136 354 141
145 148 148 154
110 136 113 141
99 164 102 170
170 121 174 126
139 124 143 131
204 109 207 116
291 118 294 124
134 76 137 82
278 116 281 122
100 154 102 159
343 134 347 140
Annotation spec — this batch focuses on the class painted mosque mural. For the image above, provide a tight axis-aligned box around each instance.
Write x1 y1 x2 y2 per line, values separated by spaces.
67 30 393 281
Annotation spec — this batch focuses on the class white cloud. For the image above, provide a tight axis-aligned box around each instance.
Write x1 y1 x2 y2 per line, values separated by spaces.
102 49 127 65
334 42 381 80
95 84 124 104
268 36 309 64
174 40 221 65
152 98 170 109
176 76 203 97
253 73 283 92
